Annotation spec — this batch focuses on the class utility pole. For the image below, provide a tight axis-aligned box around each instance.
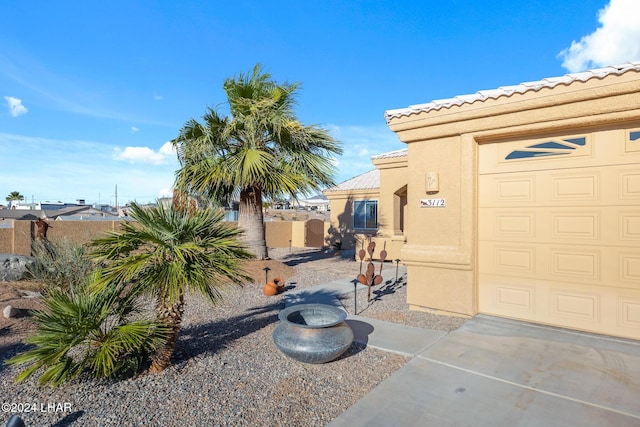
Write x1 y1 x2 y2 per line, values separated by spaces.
115 185 118 210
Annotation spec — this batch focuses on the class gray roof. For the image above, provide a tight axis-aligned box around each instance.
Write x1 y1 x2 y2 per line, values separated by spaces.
0 210 41 220
325 169 380 192
0 205 93 220
306 194 329 201
385 61 640 121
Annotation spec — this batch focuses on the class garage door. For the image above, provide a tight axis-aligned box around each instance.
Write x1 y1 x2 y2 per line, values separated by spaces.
478 129 640 340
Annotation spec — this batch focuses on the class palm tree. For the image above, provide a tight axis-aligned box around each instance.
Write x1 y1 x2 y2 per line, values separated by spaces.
8 280 167 386
89 201 253 372
172 64 342 259
6 190 24 207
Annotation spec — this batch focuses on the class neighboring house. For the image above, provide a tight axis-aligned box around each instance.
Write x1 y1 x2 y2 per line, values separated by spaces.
40 200 87 210
271 200 291 210
8 202 39 210
53 206 123 221
324 148 407 260
377 61 640 341
0 205 93 221
296 194 331 212
10 200 89 211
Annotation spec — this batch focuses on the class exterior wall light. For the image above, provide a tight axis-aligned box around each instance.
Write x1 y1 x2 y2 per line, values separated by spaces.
425 172 439 194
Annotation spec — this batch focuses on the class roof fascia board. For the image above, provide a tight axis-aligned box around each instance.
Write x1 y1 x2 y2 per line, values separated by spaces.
385 63 640 122
323 188 380 199
388 75 640 143
372 155 409 169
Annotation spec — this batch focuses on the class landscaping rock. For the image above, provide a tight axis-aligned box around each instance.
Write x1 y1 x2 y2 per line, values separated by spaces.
3 304 21 318
0 254 34 282
18 290 42 298
0 247 467 426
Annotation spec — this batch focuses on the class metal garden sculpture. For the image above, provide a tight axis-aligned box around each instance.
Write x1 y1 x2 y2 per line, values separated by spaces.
356 239 386 302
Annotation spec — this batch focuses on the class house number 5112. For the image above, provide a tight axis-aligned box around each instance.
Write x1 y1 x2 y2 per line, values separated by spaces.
420 198 446 208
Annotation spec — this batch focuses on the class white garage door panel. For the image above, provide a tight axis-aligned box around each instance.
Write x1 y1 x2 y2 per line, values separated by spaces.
621 254 640 284
478 168 640 208
479 274 640 337
480 241 639 290
479 129 640 340
480 207 640 247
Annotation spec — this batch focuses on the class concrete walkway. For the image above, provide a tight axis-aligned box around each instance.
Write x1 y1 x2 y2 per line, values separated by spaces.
285 276 640 427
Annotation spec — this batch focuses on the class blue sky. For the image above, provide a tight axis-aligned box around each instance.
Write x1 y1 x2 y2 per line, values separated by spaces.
1 0 639 205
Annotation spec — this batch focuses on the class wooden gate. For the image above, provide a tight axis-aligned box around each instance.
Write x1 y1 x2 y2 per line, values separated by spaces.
305 219 325 248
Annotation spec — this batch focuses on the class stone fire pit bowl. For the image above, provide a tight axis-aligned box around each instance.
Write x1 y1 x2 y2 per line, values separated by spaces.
272 303 354 364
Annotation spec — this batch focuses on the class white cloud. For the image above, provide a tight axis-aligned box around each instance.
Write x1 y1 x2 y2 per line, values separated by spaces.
159 141 175 156
154 94 163 101
4 96 28 117
559 0 640 72
0 132 179 204
113 142 176 165
328 124 405 184
130 126 139 133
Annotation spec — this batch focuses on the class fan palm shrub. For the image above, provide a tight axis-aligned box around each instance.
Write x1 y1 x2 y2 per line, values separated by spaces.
89 201 253 372
172 64 342 259
8 279 167 387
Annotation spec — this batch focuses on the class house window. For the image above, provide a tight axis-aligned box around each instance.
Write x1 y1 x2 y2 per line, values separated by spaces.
505 137 586 160
630 131 640 141
354 200 378 229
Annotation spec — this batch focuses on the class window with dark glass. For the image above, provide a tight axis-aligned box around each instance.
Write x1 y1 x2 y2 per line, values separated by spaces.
353 200 377 229
505 137 586 160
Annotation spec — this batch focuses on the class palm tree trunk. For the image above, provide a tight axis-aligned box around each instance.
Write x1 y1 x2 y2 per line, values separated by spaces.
149 296 184 373
238 185 268 259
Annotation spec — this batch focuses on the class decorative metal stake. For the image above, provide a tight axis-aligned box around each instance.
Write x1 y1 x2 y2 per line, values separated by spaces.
351 279 358 315
263 266 271 285
355 238 384 303
394 259 401 283
289 239 292 253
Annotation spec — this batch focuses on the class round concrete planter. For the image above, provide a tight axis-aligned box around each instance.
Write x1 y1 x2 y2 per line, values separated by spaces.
272 303 354 364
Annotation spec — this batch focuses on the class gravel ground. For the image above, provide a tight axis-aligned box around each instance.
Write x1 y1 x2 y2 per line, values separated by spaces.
0 247 467 427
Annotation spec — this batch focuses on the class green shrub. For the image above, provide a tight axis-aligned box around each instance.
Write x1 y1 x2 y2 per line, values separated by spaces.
27 240 95 293
8 277 168 387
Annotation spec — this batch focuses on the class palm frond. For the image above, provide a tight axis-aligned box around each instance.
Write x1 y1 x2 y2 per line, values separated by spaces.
174 64 342 198
90 202 252 303
8 282 167 386
171 64 343 258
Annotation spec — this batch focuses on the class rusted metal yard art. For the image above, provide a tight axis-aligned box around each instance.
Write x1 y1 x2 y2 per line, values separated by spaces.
34 218 51 240
356 239 386 302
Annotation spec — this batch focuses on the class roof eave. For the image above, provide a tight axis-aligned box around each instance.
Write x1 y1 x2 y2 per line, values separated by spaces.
384 61 640 123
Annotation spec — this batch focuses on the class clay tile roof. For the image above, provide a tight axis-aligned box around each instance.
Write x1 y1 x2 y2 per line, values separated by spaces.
384 61 640 121
370 148 408 160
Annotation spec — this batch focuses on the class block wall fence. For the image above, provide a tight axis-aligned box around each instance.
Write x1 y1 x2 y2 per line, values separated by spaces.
0 219 331 256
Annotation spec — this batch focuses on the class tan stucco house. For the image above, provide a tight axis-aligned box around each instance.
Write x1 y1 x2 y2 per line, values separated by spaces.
324 148 408 261
328 62 640 341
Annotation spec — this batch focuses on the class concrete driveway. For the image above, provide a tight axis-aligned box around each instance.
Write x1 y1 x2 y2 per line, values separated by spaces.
330 315 640 427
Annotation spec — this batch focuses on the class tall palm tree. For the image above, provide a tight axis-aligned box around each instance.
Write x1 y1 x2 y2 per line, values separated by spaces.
6 190 24 206
89 201 253 372
172 64 342 259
